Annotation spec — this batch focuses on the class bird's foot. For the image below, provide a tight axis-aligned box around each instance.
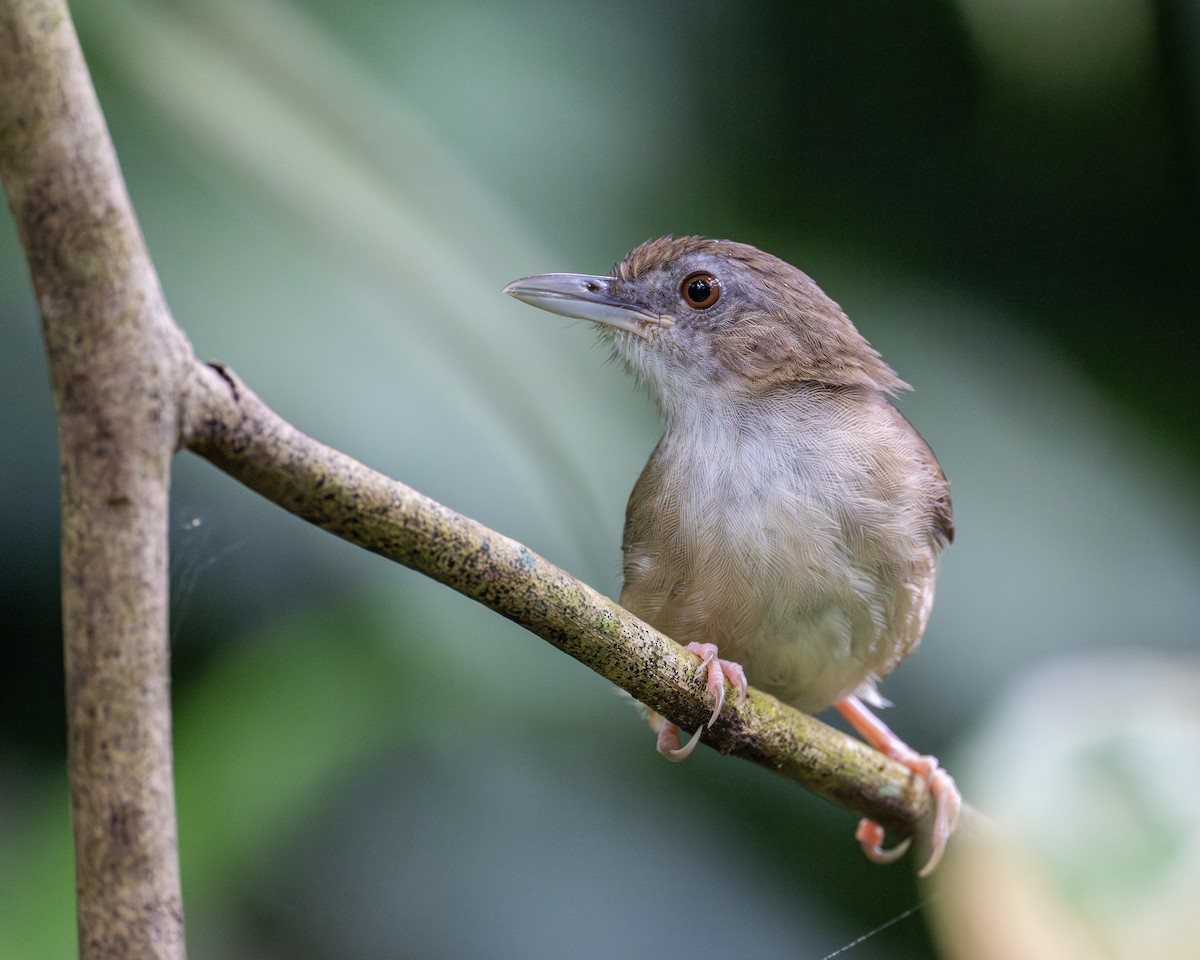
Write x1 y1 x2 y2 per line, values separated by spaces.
835 696 962 876
686 642 749 726
654 643 748 762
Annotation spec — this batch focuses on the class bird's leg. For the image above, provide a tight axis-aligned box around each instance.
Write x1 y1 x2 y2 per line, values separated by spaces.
654 642 748 762
835 695 961 876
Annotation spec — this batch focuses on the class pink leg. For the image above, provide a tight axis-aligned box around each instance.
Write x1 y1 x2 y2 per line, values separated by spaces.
835 695 961 876
653 643 748 763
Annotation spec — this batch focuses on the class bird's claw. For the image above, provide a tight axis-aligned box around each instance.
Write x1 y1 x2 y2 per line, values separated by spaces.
917 766 962 876
852 764 959 875
835 695 962 875
685 641 748 726
656 719 702 761
652 644 747 762
855 819 911 865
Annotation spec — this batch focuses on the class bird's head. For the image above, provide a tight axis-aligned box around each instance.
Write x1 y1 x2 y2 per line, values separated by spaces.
504 236 906 417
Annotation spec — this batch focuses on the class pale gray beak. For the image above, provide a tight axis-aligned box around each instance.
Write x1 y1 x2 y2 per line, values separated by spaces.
503 273 672 338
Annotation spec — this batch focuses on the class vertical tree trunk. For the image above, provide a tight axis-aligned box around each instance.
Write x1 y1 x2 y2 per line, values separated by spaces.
0 0 191 955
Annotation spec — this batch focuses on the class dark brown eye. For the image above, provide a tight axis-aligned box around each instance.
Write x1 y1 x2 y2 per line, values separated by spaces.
680 271 720 309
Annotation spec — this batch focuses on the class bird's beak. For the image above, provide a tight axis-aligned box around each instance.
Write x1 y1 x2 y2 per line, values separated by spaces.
503 273 672 338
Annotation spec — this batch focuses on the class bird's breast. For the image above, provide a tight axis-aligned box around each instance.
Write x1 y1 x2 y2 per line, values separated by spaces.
619 402 940 712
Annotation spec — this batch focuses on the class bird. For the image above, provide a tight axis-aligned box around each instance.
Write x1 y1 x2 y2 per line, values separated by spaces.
503 236 960 875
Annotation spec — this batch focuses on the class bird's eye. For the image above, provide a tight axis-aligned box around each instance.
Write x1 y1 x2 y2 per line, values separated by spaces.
680 271 720 309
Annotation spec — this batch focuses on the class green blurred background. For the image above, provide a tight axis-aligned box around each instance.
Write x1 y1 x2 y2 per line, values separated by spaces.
2 1 1198 957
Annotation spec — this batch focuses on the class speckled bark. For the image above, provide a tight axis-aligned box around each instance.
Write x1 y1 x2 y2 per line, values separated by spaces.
184 362 936 839
0 0 187 957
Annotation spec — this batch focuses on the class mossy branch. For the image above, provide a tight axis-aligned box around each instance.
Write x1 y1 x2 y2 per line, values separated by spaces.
181 360 937 839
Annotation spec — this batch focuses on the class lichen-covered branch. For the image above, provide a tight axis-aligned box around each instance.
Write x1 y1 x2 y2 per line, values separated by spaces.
183 361 936 839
